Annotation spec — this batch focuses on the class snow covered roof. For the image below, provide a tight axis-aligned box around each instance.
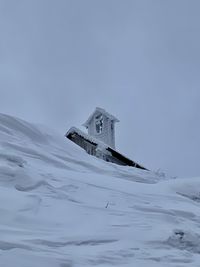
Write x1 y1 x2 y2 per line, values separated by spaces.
66 127 108 149
83 107 119 128
66 127 148 170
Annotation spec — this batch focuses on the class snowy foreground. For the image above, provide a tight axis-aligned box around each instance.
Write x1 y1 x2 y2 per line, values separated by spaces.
0 114 200 267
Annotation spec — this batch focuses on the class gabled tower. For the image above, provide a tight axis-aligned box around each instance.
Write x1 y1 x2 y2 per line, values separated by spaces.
83 107 119 149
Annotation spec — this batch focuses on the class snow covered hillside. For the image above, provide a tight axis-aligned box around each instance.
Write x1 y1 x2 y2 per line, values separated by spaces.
0 113 200 267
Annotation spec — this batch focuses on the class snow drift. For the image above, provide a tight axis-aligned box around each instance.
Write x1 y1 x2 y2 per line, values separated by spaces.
0 113 200 267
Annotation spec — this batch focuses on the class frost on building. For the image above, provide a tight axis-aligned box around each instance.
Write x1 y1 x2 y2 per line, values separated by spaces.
66 107 147 170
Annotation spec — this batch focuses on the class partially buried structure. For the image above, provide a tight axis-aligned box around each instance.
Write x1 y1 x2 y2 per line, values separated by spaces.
66 107 147 170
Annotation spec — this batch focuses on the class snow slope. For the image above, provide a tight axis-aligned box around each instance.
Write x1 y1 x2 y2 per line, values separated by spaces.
0 113 200 267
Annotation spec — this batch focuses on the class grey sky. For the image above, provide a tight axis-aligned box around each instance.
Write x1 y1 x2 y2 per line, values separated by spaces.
0 0 200 177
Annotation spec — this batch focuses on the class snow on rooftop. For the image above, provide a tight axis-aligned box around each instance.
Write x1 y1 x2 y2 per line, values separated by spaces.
66 126 109 149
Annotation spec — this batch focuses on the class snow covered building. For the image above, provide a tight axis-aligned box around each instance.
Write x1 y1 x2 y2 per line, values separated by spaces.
66 107 147 170
83 107 119 149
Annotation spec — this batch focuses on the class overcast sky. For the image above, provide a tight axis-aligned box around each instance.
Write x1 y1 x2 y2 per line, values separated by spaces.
0 0 200 177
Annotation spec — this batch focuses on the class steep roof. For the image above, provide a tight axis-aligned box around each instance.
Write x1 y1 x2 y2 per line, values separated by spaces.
66 127 148 171
66 127 108 149
83 107 119 128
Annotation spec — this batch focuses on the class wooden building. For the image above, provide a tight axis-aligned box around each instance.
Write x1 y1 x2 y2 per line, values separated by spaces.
66 108 148 170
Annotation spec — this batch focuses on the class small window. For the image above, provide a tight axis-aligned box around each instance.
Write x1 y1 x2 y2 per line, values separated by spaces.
95 114 103 134
111 122 113 130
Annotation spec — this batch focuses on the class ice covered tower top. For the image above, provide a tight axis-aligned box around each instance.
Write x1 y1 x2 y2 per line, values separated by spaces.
83 107 119 149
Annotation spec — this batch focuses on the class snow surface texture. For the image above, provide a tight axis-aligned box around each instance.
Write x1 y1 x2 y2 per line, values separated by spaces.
0 113 200 267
